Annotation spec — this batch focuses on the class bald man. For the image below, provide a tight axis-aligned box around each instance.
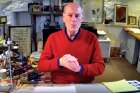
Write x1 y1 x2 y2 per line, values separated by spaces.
38 3 105 84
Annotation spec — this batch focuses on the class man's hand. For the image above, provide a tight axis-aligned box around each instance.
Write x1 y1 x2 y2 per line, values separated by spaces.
59 54 81 72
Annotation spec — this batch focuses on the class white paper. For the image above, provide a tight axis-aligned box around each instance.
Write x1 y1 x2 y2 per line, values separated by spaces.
97 30 106 35
127 28 140 34
33 85 76 93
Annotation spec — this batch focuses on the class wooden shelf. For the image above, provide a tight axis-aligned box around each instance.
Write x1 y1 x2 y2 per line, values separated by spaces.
30 11 62 16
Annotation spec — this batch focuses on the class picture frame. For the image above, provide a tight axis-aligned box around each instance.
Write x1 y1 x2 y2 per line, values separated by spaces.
32 5 42 12
0 26 4 43
9 26 31 57
128 16 137 25
0 16 7 24
28 3 42 13
114 4 128 25
82 0 104 23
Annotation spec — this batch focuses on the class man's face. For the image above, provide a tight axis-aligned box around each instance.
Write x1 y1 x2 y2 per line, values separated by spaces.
63 4 83 34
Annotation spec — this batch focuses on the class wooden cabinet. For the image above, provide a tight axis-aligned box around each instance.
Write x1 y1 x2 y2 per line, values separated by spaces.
28 1 64 51
122 28 140 64
98 37 111 63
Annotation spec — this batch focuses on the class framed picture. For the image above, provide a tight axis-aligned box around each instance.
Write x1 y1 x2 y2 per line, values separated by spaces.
28 3 42 13
114 4 128 25
0 26 4 44
32 5 42 12
82 0 103 23
128 16 137 25
0 16 7 24
9 26 31 57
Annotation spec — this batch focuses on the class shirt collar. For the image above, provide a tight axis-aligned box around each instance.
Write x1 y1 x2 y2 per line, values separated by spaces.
64 28 80 41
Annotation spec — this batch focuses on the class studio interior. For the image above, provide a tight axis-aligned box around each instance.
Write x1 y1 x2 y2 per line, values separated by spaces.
0 0 140 93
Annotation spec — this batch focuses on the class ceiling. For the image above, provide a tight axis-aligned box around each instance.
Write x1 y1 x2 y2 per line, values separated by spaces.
0 0 35 14
0 0 11 4
0 0 11 9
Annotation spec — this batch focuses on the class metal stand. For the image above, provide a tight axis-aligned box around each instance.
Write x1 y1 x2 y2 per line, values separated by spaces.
6 38 14 90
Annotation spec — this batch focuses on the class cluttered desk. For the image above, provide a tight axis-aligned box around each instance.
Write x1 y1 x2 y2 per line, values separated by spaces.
1 79 140 93
0 36 140 93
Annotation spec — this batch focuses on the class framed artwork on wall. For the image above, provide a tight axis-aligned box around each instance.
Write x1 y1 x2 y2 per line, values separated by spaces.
82 0 104 23
114 4 128 25
128 16 137 25
28 3 42 13
9 26 31 57
0 26 4 44
0 16 7 24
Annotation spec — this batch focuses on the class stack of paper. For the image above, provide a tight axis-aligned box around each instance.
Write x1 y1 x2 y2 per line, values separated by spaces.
103 79 140 93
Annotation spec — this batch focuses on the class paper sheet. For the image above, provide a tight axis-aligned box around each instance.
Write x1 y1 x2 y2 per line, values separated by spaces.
103 79 140 93
33 85 76 93
127 28 140 33
97 30 106 35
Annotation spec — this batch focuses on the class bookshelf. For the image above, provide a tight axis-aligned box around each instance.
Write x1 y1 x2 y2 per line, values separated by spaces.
28 0 74 50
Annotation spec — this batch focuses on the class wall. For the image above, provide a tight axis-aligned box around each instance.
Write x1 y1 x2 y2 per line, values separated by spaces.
96 0 140 47
12 0 140 48
12 11 31 26
82 0 103 23
127 0 140 25
95 24 123 47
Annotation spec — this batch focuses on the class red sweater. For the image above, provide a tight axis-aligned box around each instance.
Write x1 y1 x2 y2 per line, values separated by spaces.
38 28 105 83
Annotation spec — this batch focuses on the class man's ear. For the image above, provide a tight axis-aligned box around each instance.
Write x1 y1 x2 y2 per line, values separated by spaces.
62 14 65 22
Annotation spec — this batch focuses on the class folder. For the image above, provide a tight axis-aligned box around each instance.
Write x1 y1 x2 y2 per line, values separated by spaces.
103 79 140 93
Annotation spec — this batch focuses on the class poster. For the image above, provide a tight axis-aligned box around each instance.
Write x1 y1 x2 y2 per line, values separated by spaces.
10 26 31 57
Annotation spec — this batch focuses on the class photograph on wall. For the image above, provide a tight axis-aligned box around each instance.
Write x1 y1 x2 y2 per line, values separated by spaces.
114 4 128 24
0 16 7 24
0 26 4 45
82 0 103 23
9 26 31 57
128 16 137 25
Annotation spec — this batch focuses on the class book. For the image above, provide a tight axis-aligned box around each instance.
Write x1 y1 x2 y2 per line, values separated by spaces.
103 79 140 93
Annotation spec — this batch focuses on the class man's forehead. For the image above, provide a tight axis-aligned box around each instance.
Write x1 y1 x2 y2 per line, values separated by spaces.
64 3 83 13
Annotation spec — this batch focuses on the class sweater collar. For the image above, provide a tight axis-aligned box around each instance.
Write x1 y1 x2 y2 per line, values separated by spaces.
64 28 80 41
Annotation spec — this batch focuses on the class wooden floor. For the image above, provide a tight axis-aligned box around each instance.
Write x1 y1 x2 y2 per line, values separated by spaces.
94 57 140 83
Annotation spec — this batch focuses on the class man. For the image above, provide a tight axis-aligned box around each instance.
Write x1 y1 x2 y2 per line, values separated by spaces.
38 3 105 84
